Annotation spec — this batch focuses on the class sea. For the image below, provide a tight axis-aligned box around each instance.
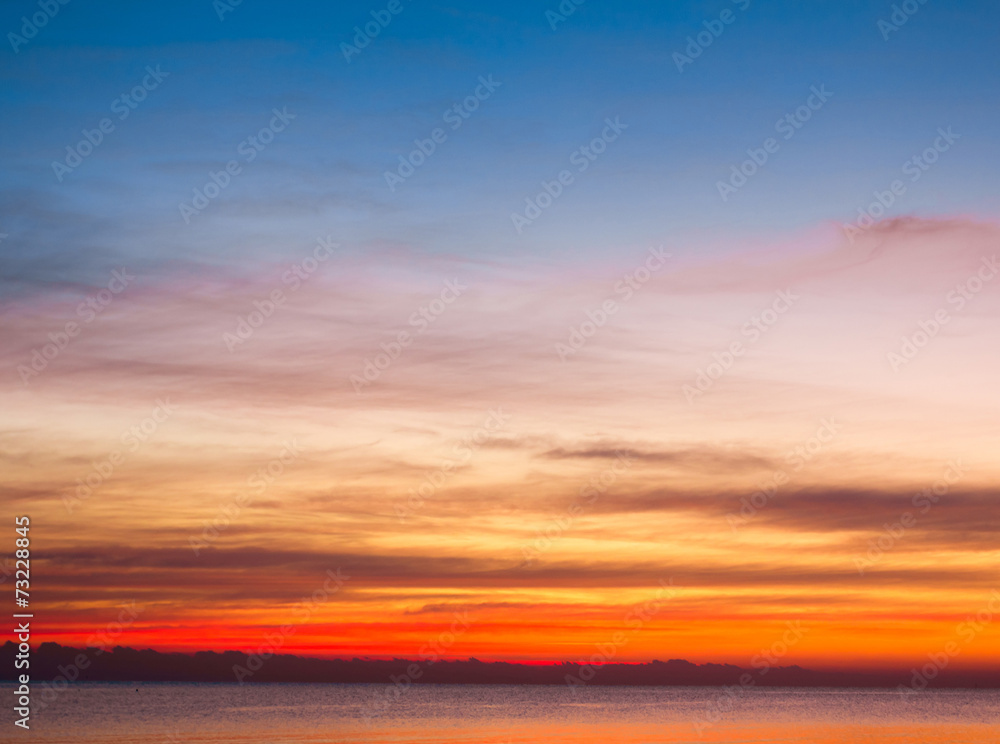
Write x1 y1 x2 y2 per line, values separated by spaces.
12 683 1000 743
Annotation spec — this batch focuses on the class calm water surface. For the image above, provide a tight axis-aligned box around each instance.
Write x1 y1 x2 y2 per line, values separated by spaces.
12 683 1000 743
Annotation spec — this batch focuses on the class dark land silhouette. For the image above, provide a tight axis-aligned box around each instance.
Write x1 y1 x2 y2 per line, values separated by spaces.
3 642 997 688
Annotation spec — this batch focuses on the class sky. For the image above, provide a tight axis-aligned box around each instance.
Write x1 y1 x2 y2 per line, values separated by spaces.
1 0 1000 672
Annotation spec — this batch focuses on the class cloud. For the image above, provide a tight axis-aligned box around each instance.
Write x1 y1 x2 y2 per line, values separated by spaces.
541 443 776 471
4 216 999 662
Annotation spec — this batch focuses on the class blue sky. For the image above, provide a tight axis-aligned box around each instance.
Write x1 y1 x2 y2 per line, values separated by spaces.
1 0 998 294
5 1 1000 672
